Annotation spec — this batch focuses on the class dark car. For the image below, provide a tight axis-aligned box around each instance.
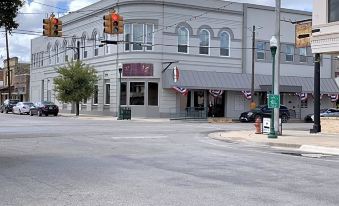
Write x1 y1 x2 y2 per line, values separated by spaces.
29 101 59 116
304 108 339 122
0 99 20 113
239 105 290 123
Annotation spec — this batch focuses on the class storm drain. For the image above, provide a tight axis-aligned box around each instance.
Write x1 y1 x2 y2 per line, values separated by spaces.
281 152 333 158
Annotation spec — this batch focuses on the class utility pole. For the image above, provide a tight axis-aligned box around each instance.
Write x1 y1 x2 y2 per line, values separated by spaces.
311 53 321 133
274 0 281 134
5 29 11 99
251 25 256 108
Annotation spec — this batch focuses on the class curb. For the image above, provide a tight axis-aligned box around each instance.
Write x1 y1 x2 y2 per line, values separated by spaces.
209 132 339 156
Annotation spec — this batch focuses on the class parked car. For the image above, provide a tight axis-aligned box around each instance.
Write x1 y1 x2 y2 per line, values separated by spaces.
29 101 59 116
239 105 290 123
12 102 35 115
304 108 339 122
0 99 20 113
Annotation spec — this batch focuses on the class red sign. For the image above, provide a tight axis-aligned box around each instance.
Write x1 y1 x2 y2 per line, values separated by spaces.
123 63 153 76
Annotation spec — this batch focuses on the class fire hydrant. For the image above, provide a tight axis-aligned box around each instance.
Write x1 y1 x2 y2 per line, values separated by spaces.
254 117 262 134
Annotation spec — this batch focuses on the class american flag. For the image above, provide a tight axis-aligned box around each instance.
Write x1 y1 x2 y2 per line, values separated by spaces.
209 90 223 97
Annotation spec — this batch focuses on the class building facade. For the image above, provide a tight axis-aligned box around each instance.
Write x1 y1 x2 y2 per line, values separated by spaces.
1 57 30 103
30 0 339 119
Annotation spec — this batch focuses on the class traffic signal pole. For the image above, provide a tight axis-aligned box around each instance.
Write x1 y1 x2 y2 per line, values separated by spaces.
5 29 11 99
311 53 321 133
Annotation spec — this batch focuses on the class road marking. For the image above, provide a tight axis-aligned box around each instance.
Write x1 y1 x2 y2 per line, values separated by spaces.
111 135 167 140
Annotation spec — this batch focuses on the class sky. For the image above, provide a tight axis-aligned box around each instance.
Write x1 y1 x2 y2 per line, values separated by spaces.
0 0 313 66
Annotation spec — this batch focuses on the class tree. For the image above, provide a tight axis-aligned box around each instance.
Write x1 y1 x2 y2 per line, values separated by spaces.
0 0 24 98
54 60 98 116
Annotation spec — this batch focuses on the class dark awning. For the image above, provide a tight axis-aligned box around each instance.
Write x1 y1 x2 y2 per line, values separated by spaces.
162 69 339 94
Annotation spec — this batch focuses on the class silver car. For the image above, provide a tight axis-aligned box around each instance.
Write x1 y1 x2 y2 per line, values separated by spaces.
12 102 35 115
304 108 339 122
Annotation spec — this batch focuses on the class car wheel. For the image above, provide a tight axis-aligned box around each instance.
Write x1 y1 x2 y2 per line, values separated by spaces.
29 110 33 116
19 109 22 115
0 109 3 113
38 110 42 117
54 113 58 116
281 115 288 123
5 109 8 114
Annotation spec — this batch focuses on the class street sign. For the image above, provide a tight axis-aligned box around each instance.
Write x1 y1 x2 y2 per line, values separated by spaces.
268 94 280 109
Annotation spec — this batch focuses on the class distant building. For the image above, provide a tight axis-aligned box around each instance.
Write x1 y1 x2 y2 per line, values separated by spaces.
0 57 30 102
30 0 339 119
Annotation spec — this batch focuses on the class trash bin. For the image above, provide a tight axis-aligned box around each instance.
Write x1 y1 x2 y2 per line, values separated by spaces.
119 107 131 120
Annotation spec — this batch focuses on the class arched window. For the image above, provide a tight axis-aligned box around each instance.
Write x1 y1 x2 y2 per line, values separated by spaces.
63 40 68 62
178 27 189 53
47 43 51 65
81 33 87 59
103 33 110 54
199 29 210 55
54 41 59 64
92 31 99 56
220 31 230 57
71 37 77 60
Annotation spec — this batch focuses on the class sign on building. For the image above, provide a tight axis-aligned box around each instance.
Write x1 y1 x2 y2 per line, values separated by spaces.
295 22 312 48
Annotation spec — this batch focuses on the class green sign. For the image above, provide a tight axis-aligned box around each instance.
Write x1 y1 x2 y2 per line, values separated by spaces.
268 94 280 109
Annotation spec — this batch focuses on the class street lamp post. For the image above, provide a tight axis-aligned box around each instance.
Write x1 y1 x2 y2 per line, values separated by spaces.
268 36 278 139
117 64 123 120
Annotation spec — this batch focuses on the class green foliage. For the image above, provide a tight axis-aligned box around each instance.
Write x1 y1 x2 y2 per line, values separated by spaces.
0 0 24 32
54 60 98 104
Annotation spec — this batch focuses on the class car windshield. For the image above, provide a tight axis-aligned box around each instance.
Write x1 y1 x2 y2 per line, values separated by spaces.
320 109 328 113
9 100 19 104
23 103 34 107
41 101 54 105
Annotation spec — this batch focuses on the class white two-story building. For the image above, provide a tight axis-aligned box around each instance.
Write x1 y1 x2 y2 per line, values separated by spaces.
30 0 339 119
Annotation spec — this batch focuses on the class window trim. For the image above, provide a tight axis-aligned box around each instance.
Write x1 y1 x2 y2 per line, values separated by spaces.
104 83 111 105
177 26 189 54
92 85 99 105
285 45 294 62
256 42 265 61
199 29 210 56
147 82 159 107
219 31 231 57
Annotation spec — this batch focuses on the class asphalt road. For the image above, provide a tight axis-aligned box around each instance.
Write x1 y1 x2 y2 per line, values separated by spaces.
0 113 339 206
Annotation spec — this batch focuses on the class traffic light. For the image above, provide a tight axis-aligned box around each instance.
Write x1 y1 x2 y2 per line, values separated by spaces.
103 14 112 34
112 13 124 34
51 17 62 37
43 18 51 36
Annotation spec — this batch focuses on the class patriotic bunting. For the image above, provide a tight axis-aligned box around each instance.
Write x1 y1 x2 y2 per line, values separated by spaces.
241 91 252 100
172 86 188 96
209 90 223 97
330 94 339 102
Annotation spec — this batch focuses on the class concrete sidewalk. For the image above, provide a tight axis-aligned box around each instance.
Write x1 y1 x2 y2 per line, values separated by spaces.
209 130 339 155
58 113 170 122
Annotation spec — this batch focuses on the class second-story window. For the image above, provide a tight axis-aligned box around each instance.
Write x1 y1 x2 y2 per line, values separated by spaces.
178 27 189 53
47 44 51 65
93 32 99 56
220 31 230 57
55 42 59 64
124 23 154 52
286 45 294 62
256 42 265 60
81 34 87 59
124 24 131 51
299 47 307 63
199 29 210 55
329 0 339 23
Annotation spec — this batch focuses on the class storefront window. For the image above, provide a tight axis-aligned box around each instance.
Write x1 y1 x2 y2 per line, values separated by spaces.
148 82 158 106
194 91 204 108
120 82 127 105
130 82 145 105
93 85 98 105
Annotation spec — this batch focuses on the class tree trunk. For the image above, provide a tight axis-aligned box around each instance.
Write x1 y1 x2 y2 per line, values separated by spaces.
76 101 80 116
